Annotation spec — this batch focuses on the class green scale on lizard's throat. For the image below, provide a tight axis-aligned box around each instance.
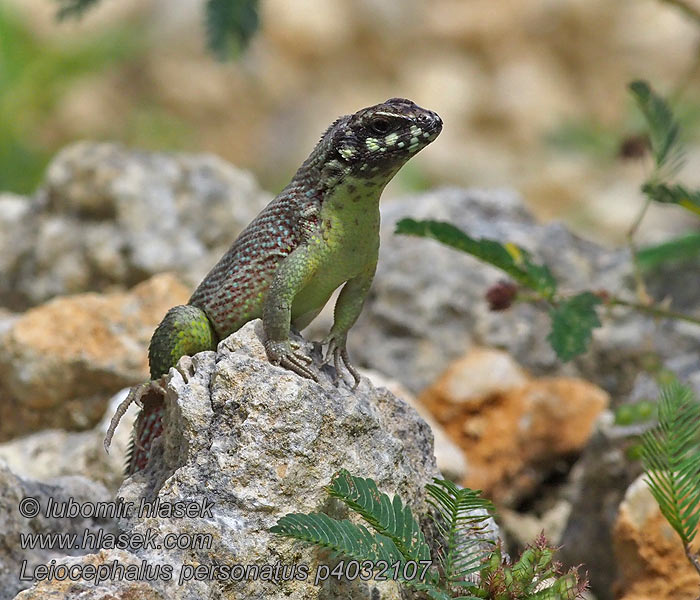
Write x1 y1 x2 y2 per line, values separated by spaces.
289 174 385 328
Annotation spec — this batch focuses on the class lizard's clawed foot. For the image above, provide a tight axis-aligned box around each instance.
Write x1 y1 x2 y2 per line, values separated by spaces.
322 334 361 389
265 339 319 382
103 379 165 453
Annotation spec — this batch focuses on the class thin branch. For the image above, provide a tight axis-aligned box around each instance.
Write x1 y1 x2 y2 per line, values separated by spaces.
684 543 700 576
608 295 700 327
626 196 653 304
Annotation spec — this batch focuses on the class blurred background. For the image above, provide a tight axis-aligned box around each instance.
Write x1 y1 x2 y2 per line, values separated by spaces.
2 0 700 244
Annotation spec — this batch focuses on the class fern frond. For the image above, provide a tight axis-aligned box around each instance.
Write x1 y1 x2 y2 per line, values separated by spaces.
628 80 684 175
326 469 431 561
641 382 700 546
205 0 259 60
426 479 496 588
270 512 404 563
641 182 700 216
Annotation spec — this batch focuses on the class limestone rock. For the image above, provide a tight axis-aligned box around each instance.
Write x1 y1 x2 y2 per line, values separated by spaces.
613 474 700 600
0 142 270 310
0 389 138 492
347 188 699 398
14 321 492 599
363 368 468 482
420 348 609 504
0 274 188 441
0 463 118 600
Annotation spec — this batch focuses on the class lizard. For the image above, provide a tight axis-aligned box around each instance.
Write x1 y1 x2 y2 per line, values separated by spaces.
104 97 442 474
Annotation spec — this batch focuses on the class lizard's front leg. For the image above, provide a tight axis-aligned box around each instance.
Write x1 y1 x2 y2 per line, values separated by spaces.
323 260 377 388
263 245 319 381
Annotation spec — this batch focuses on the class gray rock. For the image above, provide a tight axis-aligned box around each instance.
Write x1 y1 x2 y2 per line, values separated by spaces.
557 411 642 600
348 187 698 396
13 321 497 599
0 142 270 310
0 463 118 600
0 389 137 493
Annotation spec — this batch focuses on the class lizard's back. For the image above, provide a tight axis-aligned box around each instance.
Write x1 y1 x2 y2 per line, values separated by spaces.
189 185 311 338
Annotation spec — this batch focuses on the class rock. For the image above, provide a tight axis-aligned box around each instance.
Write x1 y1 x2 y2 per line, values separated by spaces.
0 142 270 310
613 474 700 600
420 347 609 504
350 187 698 397
557 412 643 600
12 550 164 600
0 389 138 492
0 274 188 441
0 462 119 600
14 321 495 599
363 368 468 482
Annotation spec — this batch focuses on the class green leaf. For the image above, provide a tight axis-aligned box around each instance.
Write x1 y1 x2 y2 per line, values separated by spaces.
628 80 682 173
547 292 602 362
205 0 259 60
425 479 495 588
327 469 431 562
641 382 700 546
54 0 101 20
395 219 557 298
637 232 700 271
270 512 404 563
641 183 700 217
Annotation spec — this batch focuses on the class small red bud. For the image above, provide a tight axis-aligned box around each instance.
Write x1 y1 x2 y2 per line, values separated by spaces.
486 281 518 311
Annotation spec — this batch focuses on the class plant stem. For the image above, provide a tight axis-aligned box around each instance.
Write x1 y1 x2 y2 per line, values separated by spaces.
627 197 653 304
608 296 700 327
684 543 700 576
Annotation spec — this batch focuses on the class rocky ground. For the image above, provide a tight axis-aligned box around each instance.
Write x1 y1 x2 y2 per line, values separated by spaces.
0 145 699 599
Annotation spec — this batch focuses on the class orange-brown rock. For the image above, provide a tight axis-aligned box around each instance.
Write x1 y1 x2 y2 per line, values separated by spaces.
613 475 700 600
420 348 609 503
0 274 189 441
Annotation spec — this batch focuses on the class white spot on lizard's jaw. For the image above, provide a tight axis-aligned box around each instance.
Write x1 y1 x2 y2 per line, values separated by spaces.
422 131 430 139
384 132 398 146
410 125 422 137
397 141 405 148
339 147 355 159
365 137 381 152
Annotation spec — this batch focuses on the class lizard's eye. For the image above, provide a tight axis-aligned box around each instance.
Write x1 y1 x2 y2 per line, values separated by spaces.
370 117 392 135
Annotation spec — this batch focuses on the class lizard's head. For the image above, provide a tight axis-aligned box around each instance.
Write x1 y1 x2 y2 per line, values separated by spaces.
303 98 442 189
333 97 442 179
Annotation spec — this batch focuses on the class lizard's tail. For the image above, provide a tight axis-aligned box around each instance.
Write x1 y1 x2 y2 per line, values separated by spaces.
123 304 217 475
125 387 166 475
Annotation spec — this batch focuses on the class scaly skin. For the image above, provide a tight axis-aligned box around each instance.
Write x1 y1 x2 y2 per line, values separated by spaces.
105 97 442 474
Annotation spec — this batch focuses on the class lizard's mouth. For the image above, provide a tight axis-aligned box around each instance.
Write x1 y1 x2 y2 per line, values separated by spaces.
423 110 443 140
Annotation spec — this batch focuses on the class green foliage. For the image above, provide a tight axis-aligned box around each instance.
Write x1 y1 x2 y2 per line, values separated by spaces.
272 470 586 599
615 400 657 426
269 512 405 563
425 479 496 592
395 219 607 362
326 469 431 561
54 0 100 19
640 182 700 216
475 536 586 599
641 382 700 548
395 219 557 300
546 292 602 363
637 232 700 272
0 6 139 192
52 0 260 59
205 0 260 59
628 80 681 172
629 80 700 216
